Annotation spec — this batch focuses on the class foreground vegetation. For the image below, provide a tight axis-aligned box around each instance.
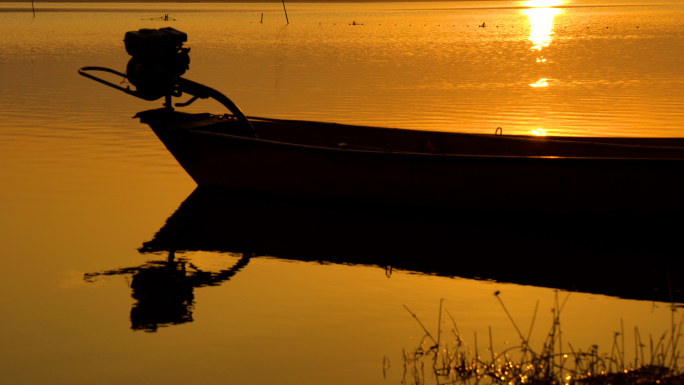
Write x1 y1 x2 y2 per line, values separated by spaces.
399 292 683 385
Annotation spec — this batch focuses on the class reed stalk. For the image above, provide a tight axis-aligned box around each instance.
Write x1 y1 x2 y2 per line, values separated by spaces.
400 293 682 385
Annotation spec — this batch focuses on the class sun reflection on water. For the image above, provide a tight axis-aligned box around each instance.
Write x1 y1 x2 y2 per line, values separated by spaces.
523 0 565 51
529 128 548 135
530 78 549 87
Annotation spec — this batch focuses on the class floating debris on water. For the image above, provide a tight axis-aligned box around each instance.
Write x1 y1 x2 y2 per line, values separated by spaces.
142 14 177 21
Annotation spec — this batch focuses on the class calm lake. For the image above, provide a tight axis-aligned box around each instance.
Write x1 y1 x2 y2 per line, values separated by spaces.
1 1 683 384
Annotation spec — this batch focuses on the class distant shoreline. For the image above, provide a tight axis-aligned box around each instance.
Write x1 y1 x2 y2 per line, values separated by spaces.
1 0 499 3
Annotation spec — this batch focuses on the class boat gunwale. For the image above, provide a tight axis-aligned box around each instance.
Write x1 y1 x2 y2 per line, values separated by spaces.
144 113 684 163
245 115 684 153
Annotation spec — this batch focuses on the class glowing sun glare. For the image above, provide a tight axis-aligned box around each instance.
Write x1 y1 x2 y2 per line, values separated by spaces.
523 0 564 51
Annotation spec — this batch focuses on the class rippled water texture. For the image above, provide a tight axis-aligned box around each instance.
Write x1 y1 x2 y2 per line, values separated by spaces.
1 2 683 385
2 0 684 136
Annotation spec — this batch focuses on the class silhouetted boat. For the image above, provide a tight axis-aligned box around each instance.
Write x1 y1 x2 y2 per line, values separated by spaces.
79 27 684 212
135 106 684 212
79 28 684 310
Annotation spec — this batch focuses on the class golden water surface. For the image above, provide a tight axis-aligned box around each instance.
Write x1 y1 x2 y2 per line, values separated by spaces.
1 1 683 384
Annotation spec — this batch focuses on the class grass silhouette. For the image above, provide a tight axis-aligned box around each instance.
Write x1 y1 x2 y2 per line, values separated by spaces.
400 292 683 384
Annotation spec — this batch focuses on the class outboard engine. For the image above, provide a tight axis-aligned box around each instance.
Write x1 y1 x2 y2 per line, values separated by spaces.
78 28 257 137
123 27 190 100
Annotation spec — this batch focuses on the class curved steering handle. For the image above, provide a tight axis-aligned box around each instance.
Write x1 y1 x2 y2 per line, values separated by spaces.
78 67 159 101
174 77 255 133
78 67 257 137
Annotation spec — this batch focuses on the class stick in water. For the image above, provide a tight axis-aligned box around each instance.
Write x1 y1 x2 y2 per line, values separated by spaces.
31 0 35 17
281 0 289 24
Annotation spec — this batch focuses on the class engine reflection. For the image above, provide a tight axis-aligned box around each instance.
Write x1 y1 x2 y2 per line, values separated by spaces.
85 251 251 332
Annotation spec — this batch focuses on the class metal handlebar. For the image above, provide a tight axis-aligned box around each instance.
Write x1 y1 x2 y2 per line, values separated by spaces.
78 67 157 100
78 66 256 135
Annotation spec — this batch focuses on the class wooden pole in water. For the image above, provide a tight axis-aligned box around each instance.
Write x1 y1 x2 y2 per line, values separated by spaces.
260 13 263 23
281 0 289 24
31 0 35 17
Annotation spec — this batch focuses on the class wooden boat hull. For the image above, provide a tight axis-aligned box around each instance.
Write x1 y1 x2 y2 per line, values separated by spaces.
139 109 684 212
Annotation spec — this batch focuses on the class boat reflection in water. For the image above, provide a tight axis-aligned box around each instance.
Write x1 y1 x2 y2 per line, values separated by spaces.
148 188 681 295
86 187 683 331
84 250 251 332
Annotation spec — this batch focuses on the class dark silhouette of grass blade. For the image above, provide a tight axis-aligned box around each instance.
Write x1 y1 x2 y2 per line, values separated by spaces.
398 293 682 385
